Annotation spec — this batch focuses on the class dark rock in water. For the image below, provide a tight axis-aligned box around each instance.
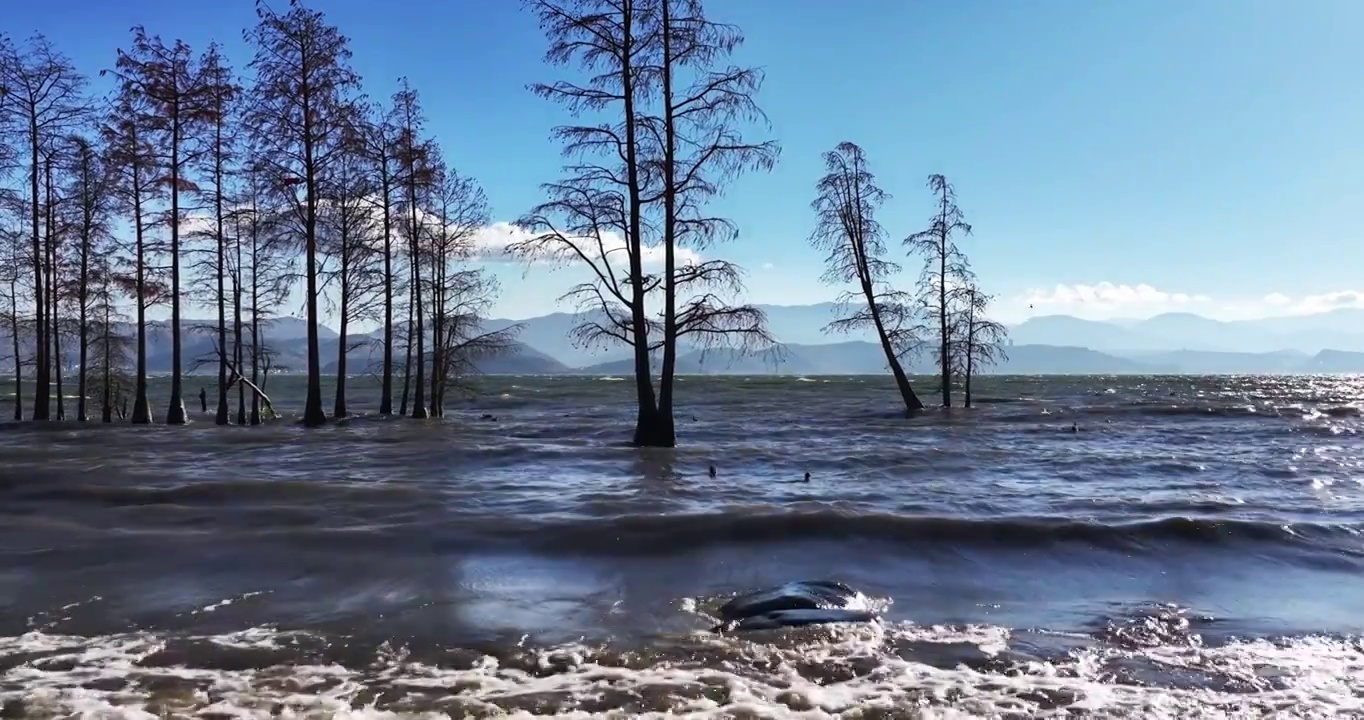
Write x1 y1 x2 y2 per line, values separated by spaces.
712 580 878 632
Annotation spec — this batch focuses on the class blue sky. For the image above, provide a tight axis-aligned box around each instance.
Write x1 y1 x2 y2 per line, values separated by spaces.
8 0 1364 324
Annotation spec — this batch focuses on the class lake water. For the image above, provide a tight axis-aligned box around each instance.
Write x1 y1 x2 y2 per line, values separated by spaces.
1 374 1363 718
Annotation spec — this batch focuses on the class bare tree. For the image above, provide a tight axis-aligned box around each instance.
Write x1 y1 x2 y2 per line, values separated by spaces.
236 156 294 425
0 208 27 421
389 79 439 419
42 147 66 420
196 44 240 425
357 105 400 415
950 283 1007 408
245 0 363 427
86 234 131 422
0 34 90 421
102 91 165 424
319 120 381 418
111 28 215 425
424 163 516 415
810 141 924 412
63 134 113 422
905 174 970 408
645 0 779 445
511 0 663 444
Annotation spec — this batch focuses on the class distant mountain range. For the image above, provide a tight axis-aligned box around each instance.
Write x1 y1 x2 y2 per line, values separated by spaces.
11 303 1364 376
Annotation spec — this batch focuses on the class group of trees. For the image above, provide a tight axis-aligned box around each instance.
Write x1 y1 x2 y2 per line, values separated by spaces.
0 0 1008 446
810 143 1007 412
0 0 510 428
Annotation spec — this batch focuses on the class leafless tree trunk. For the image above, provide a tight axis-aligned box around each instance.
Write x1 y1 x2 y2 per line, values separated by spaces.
950 284 1007 408
1 35 89 421
102 94 160 425
513 0 662 445
646 0 779 445
810 141 924 412
906 174 971 408
246 2 362 427
112 28 217 425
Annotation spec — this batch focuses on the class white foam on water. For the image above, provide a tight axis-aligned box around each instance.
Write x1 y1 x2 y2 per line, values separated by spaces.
2 621 1361 719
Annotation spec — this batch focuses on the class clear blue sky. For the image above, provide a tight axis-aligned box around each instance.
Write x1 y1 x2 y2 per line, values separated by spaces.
8 0 1364 324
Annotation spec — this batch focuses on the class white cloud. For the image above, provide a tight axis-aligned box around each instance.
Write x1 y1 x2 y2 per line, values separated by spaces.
760 262 775 270
471 221 702 268
1009 281 1364 321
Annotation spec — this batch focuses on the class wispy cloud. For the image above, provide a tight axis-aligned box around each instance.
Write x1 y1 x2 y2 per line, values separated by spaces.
1010 281 1364 321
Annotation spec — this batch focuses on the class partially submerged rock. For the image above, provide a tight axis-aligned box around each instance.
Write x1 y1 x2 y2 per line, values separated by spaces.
712 580 879 632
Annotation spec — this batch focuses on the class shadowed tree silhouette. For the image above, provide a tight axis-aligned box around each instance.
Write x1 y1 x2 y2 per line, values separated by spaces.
244 0 362 427
642 0 780 446
950 282 1008 408
110 27 216 425
905 174 971 408
0 34 91 421
511 0 666 446
809 141 924 413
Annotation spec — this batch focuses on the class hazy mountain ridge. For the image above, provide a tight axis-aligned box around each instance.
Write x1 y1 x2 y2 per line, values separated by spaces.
11 305 1364 376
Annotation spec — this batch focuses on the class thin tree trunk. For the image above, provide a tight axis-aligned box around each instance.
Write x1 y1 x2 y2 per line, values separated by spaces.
215 125 229 426
379 172 394 415
937 194 950 408
101 285 112 423
234 220 246 425
166 107 187 426
10 272 21 421
47 160 65 422
29 120 49 421
408 178 427 420
399 273 412 415
333 226 349 419
249 213 261 426
129 153 151 424
299 66 327 428
656 0 679 447
77 209 89 423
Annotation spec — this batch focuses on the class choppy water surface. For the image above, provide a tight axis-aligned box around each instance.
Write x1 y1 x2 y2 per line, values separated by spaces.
2 374 1364 718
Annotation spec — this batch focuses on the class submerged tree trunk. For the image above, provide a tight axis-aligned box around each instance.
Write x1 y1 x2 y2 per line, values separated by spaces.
46 161 65 422
234 228 246 425
166 113 188 426
215 153 229 426
29 122 49 422
130 160 151 424
9 273 21 421
408 196 427 419
379 173 395 415
399 281 413 416
101 287 113 423
77 222 89 423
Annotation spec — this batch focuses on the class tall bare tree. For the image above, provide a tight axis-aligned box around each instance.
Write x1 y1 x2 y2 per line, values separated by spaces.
511 0 662 444
42 148 66 420
950 283 1007 408
64 134 112 422
102 92 164 424
389 79 439 420
193 44 241 425
111 28 214 425
358 106 400 415
905 174 970 408
810 142 924 412
237 157 293 425
0 34 90 421
645 0 778 445
246 0 363 427
425 164 514 416
319 121 381 418
0 210 26 422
